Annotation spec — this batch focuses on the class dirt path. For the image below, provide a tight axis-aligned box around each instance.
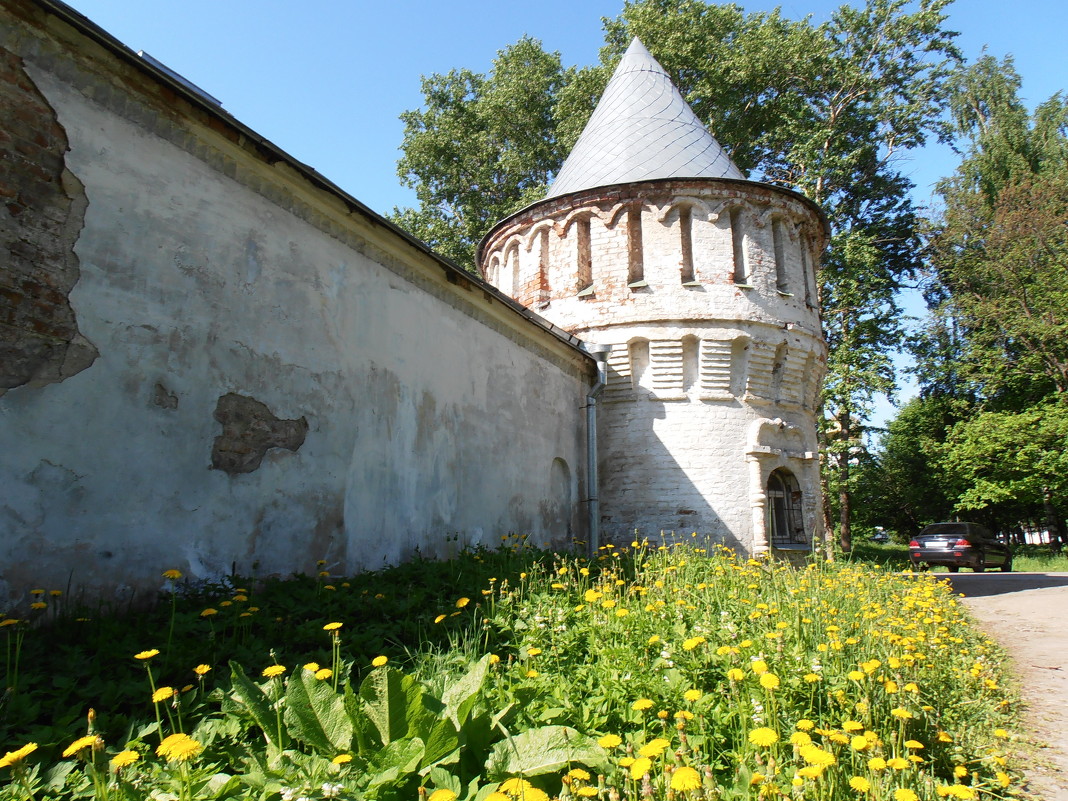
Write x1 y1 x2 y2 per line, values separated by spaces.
946 573 1068 800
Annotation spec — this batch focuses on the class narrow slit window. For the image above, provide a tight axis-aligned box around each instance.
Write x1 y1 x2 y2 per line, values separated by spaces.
576 217 592 294
538 227 550 300
773 219 788 293
629 339 650 391
679 206 695 284
730 208 747 284
682 335 699 392
627 206 644 286
800 235 814 306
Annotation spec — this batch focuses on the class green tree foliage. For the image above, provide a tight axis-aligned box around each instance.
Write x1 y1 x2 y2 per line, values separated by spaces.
904 55 1068 544
392 38 600 266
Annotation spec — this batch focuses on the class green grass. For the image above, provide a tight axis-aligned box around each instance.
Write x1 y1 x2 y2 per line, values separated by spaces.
0 538 1025 801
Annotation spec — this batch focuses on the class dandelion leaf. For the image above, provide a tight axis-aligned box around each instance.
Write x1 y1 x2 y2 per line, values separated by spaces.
359 666 421 744
485 725 608 779
283 666 353 754
442 653 492 728
229 661 289 749
364 737 426 793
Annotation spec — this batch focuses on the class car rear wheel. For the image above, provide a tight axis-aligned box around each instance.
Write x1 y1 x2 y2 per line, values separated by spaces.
1001 559 1013 573
974 557 985 573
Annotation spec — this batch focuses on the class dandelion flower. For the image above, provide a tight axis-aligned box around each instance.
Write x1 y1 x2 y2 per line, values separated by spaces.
795 719 815 731
332 754 352 764
303 662 320 672
29 589 45 596
134 649 159 660
566 768 591 782
893 790 918 801
726 668 745 681
0 743 38 768
200 608 217 617
598 734 622 749
156 733 201 762
162 569 182 580
500 777 550 801
799 745 835 767
262 665 287 678
804 673 821 683
372 656 388 667
748 727 779 747
759 673 780 690
62 736 98 758
629 757 652 779
456 597 470 609
0 619 19 627
671 766 701 792
315 668 333 680
526 648 542 657
152 687 175 703
428 790 457 801
30 602 47 610
904 740 924 749
887 757 909 770
849 776 871 793
842 720 863 732
434 614 447 624
638 738 670 758
323 622 343 631
110 750 139 769
868 757 887 771
789 732 812 746
750 659 768 675
890 708 913 720
993 728 1009 739
193 664 211 676
576 788 598 797
632 698 654 711
684 689 702 702
682 636 706 651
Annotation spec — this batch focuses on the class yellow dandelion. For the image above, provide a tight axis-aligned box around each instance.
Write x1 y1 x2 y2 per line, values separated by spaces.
598 734 622 749
110 750 139 769
904 739 924 749
262 665 286 678
748 727 779 747
887 757 909 770
303 662 320 672
868 757 887 771
193 664 211 676
804 672 821 683
566 768 591 782
842 720 863 732
750 659 768 674
455 597 470 609
428 790 457 801
671 766 702 792
332 753 353 764
850 736 869 751
894 790 918 801
0 743 38 769
315 668 333 680
576 788 598 797
759 673 780 690
29 589 45 596
434 614 447 624
849 776 871 793
682 636 706 651
890 708 913 720
638 738 670 758
372 655 388 667
789 732 812 746
152 687 175 703
683 689 702 702
62 736 98 758
200 608 217 617
323 622 343 631
629 757 652 779
795 719 815 731
799 745 835 767
0 619 19 627
526 647 542 657
134 649 159 660
162 569 182 580
726 668 745 681
526 669 539 678
632 698 654 711
30 602 47 610
155 733 201 762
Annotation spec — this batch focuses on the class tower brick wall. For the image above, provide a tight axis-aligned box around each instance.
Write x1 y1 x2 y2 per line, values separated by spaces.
481 178 828 553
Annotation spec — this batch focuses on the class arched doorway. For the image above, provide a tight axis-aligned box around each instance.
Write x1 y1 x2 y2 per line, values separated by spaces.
767 468 806 547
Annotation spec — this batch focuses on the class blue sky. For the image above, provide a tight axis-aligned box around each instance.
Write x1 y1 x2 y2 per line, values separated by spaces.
59 0 1067 425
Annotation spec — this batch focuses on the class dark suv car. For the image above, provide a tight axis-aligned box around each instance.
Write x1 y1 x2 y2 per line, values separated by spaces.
908 522 1012 572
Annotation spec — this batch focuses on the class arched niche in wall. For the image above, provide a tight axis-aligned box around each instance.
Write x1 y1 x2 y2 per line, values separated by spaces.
562 208 600 295
628 338 652 392
727 205 749 285
544 457 574 539
525 222 554 304
771 216 790 294
658 197 717 285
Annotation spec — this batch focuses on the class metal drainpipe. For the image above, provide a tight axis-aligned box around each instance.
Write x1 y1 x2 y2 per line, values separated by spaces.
582 343 611 559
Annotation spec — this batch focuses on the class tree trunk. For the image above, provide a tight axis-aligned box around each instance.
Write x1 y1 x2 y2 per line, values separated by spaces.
839 454 852 553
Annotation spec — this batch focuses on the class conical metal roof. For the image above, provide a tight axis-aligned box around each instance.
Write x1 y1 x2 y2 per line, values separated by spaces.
546 38 744 199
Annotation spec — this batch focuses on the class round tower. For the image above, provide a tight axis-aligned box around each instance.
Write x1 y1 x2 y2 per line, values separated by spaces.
478 39 828 555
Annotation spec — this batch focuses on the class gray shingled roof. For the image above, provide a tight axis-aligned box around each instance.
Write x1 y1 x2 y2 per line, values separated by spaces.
546 38 745 199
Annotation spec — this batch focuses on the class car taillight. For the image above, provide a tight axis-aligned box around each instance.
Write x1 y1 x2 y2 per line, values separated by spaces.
954 538 970 548
908 540 919 548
